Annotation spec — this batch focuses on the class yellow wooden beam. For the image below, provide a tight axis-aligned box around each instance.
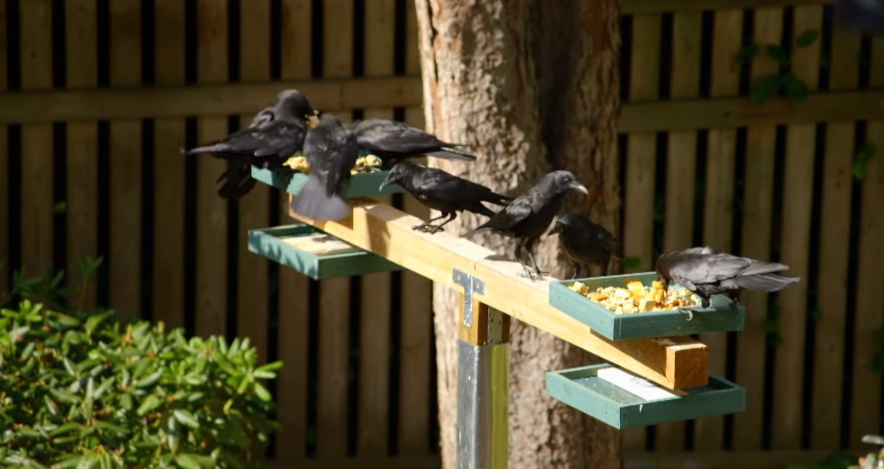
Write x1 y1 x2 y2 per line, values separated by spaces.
286 195 709 390
3 83 883 133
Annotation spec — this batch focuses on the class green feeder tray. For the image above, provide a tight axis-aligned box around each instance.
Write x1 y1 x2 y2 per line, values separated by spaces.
248 224 403 280
548 272 745 341
546 363 746 430
250 166 405 198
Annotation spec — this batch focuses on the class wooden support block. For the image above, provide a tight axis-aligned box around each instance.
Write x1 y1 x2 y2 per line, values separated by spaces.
287 196 709 390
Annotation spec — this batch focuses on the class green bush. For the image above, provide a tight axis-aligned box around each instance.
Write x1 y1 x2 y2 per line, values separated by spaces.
0 259 281 468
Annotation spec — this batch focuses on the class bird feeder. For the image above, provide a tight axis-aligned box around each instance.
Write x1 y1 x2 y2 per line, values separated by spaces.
250 166 405 198
548 272 746 341
242 189 748 469
546 363 746 429
248 224 402 280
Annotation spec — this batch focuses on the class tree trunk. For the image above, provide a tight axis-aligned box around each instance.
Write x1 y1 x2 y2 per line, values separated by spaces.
414 1 622 468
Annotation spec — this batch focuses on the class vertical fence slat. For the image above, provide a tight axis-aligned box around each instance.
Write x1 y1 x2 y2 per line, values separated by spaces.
19 0 54 278
275 0 313 459
152 0 187 330
237 0 271 368
108 0 143 321
621 12 662 452
733 7 782 452
0 0 9 291
849 36 884 447
65 0 99 308
195 0 229 338
316 0 354 457
694 8 742 452
656 10 702 452
398 1 433 456
773 5 822 451
357 0 396 456
811 20 860 450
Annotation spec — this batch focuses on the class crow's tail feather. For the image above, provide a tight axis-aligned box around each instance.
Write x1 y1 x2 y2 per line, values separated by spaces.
425 148 477 161
290 175 351 221
216 162 257 199
728 273 800 293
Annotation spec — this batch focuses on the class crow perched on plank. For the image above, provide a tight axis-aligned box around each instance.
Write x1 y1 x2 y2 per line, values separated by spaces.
289 113 360 221
181 89 316 199
654 246 800 317
346 119 477 169
378 162 512 234
547 213 614 279
461 170 589 281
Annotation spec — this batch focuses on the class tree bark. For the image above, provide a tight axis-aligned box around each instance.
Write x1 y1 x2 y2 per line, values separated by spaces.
414 1 622 468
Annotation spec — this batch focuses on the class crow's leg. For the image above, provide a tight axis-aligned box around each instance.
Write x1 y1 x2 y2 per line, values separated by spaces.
677 295 710 321
412 213 449 232
570 264 580 280
526 251 549 281
424 212 458 234
515 240 537 280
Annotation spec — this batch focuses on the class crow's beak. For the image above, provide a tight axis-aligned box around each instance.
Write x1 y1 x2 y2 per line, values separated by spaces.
570 181 589 195
306 114 320 129
547 222 564 236
378 173 395 192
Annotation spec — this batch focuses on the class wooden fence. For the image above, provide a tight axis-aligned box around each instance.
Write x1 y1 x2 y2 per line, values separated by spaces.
1 0 883 467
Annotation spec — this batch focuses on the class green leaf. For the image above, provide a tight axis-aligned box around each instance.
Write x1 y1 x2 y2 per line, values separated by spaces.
134 369 163 388
95 421 128 436
868 330 884 352
54 201 67 214
765 44 789 64
49 422 82 437
862 434 884 445
176 454 215 469
253 382 272 402
797 28 820 47
136 394 162 416
781 73 810 100
256 360 284 373
254 370 277 380
174 409 200 429
853 143 877 181
734 43 760 66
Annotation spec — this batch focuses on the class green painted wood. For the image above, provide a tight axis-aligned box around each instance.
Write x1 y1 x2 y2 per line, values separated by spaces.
545 363 747 430
250 166 406 198
548 272 745 341
248 224 403 280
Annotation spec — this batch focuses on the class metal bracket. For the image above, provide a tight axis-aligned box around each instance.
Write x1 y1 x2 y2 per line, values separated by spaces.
453 268 485 328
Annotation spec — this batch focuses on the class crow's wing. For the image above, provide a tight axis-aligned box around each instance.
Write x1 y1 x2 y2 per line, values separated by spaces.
350 119 450 154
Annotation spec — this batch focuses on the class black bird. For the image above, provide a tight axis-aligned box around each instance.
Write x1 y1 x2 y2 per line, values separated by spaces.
461 170 589 281
346 119 477 169
834 0 884 37
655 246 800 315
378 162 512 234
547 213 614 279
181 89 316 198
290 113 360 221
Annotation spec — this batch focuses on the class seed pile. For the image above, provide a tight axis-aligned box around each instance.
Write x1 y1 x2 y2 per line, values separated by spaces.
283 154 384 175
568 280 702 314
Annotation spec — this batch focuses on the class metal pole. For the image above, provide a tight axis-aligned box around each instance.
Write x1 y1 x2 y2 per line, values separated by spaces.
453 269 509 469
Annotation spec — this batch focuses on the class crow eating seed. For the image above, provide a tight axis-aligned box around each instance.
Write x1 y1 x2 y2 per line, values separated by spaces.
289 113 360 222
346 119 477 169
461 170 589 281
378 162 512 234
654 246 800 318
181 89 316 199
547 213 614 279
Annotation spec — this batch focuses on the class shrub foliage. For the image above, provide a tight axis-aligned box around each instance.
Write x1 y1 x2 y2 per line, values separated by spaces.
0 260 281 468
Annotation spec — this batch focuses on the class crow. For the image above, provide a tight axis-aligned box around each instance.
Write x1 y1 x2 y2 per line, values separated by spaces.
547 213 614 279
346 119 477 169
289 113 360 221
655 246 800 318
181 89 316 198
461 170 589 281
378 162 512 234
